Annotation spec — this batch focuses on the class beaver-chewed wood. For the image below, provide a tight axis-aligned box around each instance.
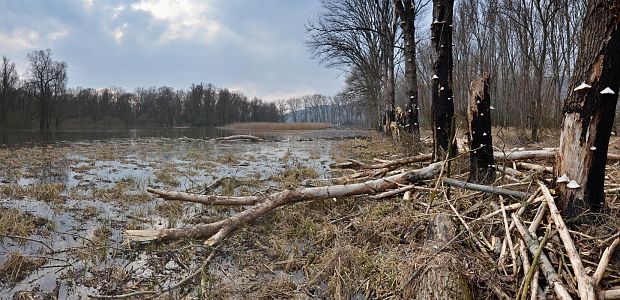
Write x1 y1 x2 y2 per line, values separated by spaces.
467 74 494 183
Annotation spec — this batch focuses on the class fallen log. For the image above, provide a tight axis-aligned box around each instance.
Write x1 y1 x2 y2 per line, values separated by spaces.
442 178 529 199
493 150 556 161
126 162 443 245
213 135 264 142
363 153 432 169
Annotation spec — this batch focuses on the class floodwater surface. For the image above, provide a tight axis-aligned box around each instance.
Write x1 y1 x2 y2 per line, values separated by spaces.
0 129 368 298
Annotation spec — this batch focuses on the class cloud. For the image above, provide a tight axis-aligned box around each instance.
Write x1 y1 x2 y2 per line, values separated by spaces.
229 81 319 102
130 0 228 43
0 27 68 53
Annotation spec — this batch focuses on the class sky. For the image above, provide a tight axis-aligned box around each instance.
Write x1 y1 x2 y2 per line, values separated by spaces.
0 0 344 101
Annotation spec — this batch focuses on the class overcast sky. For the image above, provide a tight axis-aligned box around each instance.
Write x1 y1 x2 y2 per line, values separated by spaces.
0 0 344 101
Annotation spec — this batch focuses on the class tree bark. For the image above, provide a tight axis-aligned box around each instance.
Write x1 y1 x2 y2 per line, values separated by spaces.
395 0 420 142
431 0 456 161
403 214 473 299
467 75 495 183
555 0 620 218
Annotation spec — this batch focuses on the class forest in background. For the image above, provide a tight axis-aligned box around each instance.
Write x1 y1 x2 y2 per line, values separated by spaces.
305 0 616 141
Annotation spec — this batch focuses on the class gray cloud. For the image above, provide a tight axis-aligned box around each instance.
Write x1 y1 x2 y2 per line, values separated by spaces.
0 0 343 100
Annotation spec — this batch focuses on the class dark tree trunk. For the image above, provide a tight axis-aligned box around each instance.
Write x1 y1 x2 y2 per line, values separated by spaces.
555 0 620 219
467 75 495 183
403 214 474 299
431 0 455 161
395 0 420 143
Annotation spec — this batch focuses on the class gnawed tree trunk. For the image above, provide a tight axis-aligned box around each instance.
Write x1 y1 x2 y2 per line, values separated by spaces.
555 0 620 219
467 75 495 183
403 214 474 299
431 0 456 161
395 0 420 142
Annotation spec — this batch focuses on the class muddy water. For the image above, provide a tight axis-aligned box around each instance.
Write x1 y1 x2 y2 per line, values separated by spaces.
0 129 368 299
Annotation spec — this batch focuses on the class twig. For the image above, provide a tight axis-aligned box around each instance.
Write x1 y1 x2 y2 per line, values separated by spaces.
594 238 620 285
499 196 518 275
0 234 55 253
521 224 552 300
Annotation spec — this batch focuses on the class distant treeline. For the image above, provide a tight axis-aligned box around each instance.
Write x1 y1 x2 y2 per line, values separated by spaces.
0 50 280 130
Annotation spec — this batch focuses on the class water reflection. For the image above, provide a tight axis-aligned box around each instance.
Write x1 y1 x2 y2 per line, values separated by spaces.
0 127 232 146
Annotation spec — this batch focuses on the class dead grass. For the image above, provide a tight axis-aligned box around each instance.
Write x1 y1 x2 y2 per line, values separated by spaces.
154 163 181 187
0 252 47 284
0 183 65 203
226 122 332 131
0 208 49 238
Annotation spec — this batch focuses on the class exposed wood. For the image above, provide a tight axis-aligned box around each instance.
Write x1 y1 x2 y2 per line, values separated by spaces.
431 0 456 161
555 0 620 218
600 288 620 299
539 182 596 300
512 213 573 300
363 153 432 169
516 162 553 174
127 162 443 244
494 149 556 161
442 178 529 199
467 74 495 183
402 214 474 299
213 135 264 142
593 238 620 286
146 188 262 206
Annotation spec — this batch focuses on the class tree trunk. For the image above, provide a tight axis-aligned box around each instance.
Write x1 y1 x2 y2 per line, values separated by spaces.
403 214 474 299
395 0 420 143
431 0 456 161
555 0 620 219
467 75 495 183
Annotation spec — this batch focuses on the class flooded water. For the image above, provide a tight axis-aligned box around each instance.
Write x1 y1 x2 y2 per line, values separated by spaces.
0 128 368 299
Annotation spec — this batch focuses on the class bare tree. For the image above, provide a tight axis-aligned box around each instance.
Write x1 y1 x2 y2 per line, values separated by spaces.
555 0 620 219
0 56 19 128
306 0 394 128
431 0 455 160
394 0 421 142
27 49 67 131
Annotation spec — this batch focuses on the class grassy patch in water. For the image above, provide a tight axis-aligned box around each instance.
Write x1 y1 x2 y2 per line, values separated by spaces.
154 163 181 187
0 183 65 203
0 252 47 284
0 208 50 238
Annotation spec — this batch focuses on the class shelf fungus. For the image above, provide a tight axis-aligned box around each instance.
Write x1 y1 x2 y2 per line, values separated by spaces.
556 174 570 183
567 180 581 189
573 82 592 92
600 87 615 95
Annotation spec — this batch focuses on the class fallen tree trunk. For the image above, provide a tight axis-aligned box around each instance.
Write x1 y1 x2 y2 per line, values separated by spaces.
126 162 443 245
442 178 529 199
214 135 264 142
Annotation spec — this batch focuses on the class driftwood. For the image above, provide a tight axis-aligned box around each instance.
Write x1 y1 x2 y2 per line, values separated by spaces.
213 135 264 142
126 162 443 245
403 214 474 299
